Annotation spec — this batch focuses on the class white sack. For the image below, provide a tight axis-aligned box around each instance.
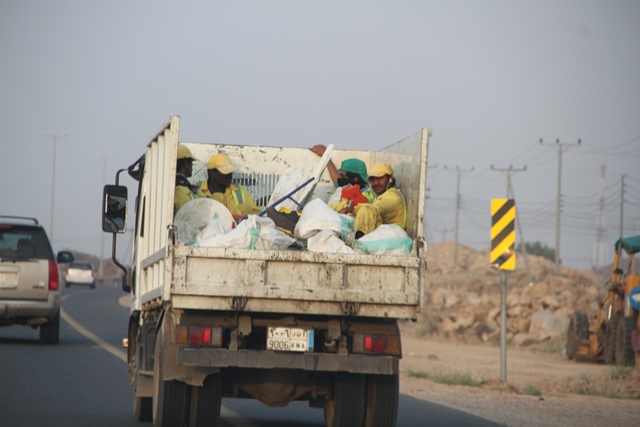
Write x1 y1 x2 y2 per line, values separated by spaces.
195 219 259 249
254 216 296 250
294 199 354 240
195 215 295 250
307 229 356 254
352 224 413 256
174 198 235 244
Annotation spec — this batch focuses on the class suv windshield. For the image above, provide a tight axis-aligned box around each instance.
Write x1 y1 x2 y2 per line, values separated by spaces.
0 225 54 261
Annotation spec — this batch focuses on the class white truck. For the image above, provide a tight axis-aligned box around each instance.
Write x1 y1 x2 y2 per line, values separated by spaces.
103 116 430 427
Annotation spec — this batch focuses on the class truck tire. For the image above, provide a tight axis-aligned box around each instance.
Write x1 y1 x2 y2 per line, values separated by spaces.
188 374 222 427
604 315 621 364
615 316 638 367
364 373 399 427
40 311 60 345
324 373 366 427
134 396 153 422
153 328 189 427
565 312 588 360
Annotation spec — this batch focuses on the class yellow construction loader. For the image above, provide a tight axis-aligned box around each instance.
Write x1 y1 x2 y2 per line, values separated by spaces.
566 235 640 366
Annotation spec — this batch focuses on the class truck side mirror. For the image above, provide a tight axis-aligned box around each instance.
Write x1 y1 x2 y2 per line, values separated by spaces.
122 272 132 293
102 185 128 234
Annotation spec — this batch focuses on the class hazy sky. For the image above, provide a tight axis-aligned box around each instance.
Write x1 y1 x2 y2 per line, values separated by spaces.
1 1 639 271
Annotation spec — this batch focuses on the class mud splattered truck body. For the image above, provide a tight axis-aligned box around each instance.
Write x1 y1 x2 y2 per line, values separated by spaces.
105 116 430 427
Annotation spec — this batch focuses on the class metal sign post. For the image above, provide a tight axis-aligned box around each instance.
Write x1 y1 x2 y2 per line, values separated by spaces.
500 270 509 382
491 198 516 383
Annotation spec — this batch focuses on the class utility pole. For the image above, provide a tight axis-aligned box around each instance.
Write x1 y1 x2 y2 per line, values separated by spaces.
444 165 474 268
423 173 440 267
539 138 581 276
44 132 68 243
491 164 533 285
96 154 115 283
435 227 454 242
620 174 627 239
593 165 608 270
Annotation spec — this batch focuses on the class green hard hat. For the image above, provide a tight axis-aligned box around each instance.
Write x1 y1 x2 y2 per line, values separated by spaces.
339 158 368 184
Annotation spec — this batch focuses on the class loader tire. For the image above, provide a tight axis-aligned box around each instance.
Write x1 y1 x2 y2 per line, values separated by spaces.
615 316 638 367
565 312 588 360
604 315 621 364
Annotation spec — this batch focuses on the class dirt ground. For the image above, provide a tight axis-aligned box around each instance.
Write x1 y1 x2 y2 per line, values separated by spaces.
398 321 640 427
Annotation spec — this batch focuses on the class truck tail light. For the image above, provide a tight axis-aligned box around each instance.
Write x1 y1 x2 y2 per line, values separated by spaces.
353 333 401 355
176 326 222 347
48 261 60 291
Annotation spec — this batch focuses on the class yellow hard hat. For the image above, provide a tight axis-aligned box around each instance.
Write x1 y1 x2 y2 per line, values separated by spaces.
368 162 393 180
177 144 198 161
207 153 237 174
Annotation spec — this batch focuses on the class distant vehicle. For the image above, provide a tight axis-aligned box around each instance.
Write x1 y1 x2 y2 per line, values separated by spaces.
0 215 74 344
65 261 96 289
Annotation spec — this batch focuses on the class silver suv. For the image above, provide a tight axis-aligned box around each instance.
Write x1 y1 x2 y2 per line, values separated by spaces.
0 216 74 344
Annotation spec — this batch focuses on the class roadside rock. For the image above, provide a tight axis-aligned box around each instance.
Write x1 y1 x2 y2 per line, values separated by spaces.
512 333 537 347
421 242 606 346
528 310 569 341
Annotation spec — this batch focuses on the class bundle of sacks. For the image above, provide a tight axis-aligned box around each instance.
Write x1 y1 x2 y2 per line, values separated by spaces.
175 198 413 256
175 199 295 250
295 199 412 256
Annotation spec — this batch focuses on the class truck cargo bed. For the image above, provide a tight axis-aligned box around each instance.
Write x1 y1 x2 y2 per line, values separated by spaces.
155 245 423 318
131 116 429 321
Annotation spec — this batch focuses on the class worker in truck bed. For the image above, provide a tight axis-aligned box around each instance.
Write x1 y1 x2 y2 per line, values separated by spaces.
309 144 375 207
348 162 406 239
197 153 261 217
174 144 199 215
268 160 405 242
266 145 376 232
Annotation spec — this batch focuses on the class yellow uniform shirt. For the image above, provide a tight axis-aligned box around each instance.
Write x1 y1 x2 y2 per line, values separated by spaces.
197 182 260 216
354 187 406 235
174 185 196 214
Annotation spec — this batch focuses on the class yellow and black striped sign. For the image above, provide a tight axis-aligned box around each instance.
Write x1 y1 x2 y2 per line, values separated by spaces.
491 199 516 270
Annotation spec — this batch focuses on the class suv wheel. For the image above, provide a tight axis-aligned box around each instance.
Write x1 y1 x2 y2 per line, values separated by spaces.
40 312 60 344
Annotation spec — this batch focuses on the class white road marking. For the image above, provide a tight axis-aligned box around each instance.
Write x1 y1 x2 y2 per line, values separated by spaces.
61 293 252 425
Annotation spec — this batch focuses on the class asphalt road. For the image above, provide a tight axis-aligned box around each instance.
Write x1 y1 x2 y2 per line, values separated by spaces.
0 286 505 427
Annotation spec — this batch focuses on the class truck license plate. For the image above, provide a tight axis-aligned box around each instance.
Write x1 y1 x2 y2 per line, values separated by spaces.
267 327 314 352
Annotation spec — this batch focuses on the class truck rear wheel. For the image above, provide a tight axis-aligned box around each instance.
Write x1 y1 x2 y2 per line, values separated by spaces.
188 374 222 427
153 328 189 427
565 312 588 360
324 373 366 427
364 373 399 427
604 315 621 364
615 316 638 367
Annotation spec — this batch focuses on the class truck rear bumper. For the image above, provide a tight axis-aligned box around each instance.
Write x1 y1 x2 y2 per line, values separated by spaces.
178 347 398 375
